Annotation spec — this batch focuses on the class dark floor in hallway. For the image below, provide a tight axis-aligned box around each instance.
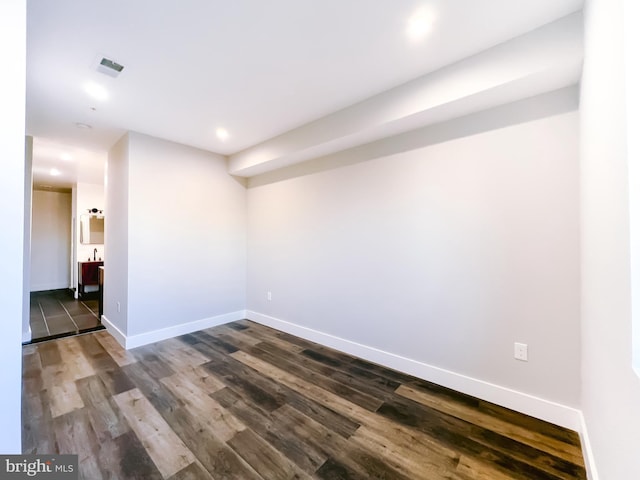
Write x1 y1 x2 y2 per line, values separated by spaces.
29 289 103 343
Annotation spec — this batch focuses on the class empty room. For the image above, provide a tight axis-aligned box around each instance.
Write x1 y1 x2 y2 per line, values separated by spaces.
1 0 640 479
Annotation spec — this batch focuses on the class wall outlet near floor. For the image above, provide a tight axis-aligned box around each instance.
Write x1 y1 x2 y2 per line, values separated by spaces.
267 291 272 301
117 301 121 313
514 342 528 361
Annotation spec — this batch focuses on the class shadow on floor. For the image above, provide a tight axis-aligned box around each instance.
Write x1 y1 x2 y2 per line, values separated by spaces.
28 288 104 344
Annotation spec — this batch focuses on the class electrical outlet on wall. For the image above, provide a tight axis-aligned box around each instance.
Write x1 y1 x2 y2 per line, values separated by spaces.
267 291 272 301
514 342 528 361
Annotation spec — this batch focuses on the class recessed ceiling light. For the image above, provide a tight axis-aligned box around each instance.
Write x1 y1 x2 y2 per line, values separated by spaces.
60 153 72 161
216 128 229 141
407 7 434 41
84 82 109 101
50 168 61 176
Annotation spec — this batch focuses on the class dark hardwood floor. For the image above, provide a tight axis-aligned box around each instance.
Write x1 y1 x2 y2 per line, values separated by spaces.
22 320 586 479
29 289 103 342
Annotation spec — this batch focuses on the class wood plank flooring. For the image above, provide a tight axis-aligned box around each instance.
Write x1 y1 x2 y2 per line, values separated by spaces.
22 320 587 480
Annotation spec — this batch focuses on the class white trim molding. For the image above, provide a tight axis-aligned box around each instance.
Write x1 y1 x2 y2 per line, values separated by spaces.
247 310 583 432
100 315 127 347
22 325 32 344
102 310 247 349
579 412 599 480
30 282 70 292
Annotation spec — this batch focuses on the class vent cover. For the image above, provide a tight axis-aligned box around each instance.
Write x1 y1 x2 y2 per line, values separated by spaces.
97 57 124 77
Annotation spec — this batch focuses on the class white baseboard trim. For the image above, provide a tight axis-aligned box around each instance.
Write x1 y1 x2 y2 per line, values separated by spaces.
101 315 127 347
102 310 247 350
31 282 69 292
579 412 599 480
22 326 32 344
247 310 582 432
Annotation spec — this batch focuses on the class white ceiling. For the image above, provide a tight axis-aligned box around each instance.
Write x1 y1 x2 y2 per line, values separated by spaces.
26 0 583 188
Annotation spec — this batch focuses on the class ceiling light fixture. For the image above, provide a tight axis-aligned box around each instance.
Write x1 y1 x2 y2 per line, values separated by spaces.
50 168 61 176
60 153 72 161
216 128 230 141
407 7 434 41
84 82 109 101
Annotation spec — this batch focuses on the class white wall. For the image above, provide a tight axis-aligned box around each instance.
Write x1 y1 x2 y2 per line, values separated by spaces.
580 0 640 478
30 190 72 291
105 134 130 335
0 0 25 453
625 0 640 372
247 88 581 422
105 132 247 345
23 136 33 342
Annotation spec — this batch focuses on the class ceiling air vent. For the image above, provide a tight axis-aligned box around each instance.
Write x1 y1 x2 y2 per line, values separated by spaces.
97 57 124 78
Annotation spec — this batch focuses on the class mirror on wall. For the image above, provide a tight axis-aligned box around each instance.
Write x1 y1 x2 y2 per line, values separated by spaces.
80 214 104 244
